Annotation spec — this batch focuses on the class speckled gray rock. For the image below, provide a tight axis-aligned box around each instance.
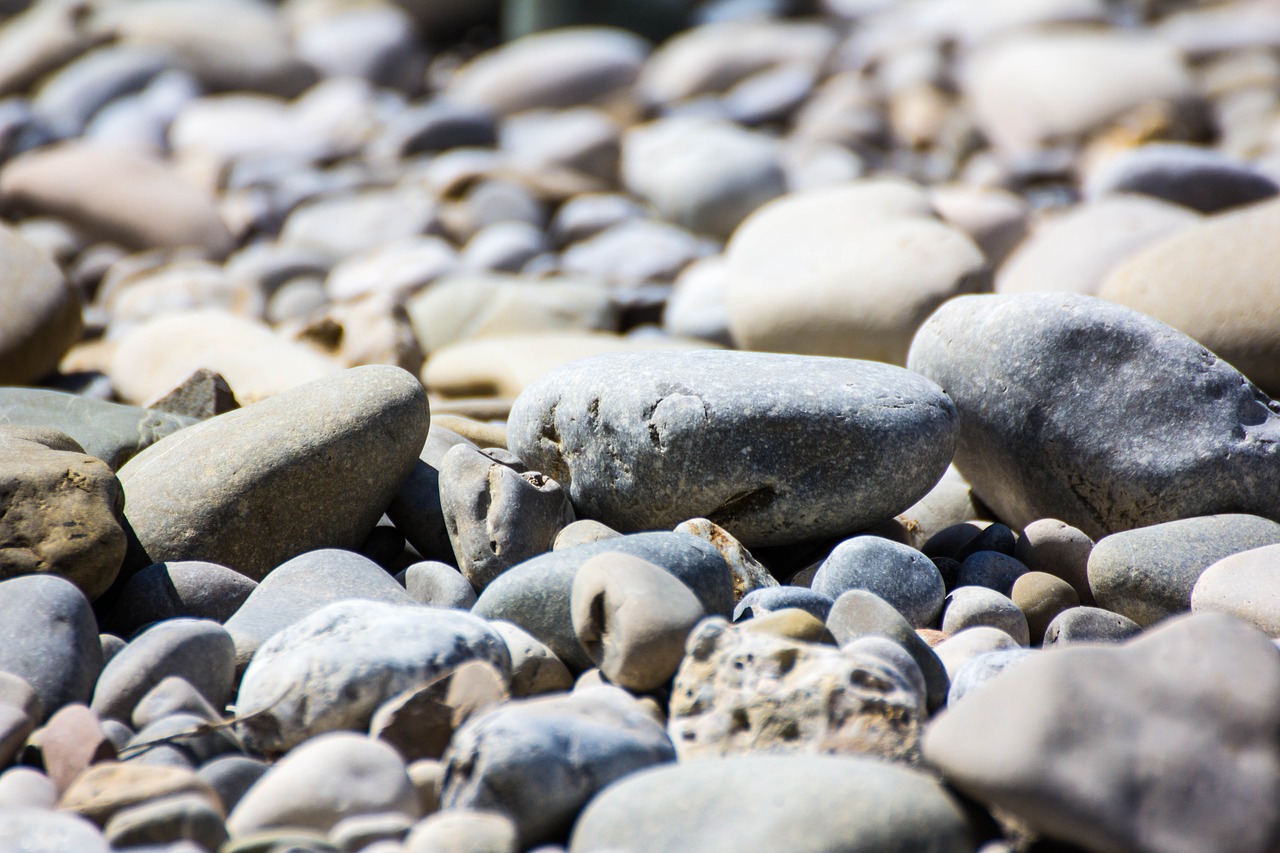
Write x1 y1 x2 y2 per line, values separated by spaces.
942 587 1029 645
0 575 101 721
1042 607 1143 647
404 561 477 609
473 531 733 670
1088 514 1280 627
223 549 416 668
90 619 235 723
0 427 126 600
440 445 575 591
1085 143 1278 213
947 649 1037 706
508 350 957 548
733 586 832 622
441 687 675 847
924 613 1280 853
1193 544 1280 634
569 755 978 853
671 617 924 764
0 389 195 471
812 537 944 628
118 365 429 579
105 561 257 636
907 292 1280 538
236 600 510 755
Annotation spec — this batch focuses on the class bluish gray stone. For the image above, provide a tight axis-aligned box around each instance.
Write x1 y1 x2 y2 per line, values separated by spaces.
568 755 978 853
812 537 944 628
1042 607 1142 647
508 350 957 548
907 292 1280 538
32 46 170 139
472 531 733 670
955 551 1029 597
0 575 101 721
947 648 1037 705
105 561 257 636
1087 514 1280 627
90 619 235 723
733 586 832 622
442 687 675 848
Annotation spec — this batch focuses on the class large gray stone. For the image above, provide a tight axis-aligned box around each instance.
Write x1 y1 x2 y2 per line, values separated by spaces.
472 531 733 671
0 388 196 471
0 224 81 385
508 350 957 548
0 574 101 721
568 755 978 853
924 613 1280 853
1087 514 1280 627
118 365 429 579
907 292 1280 538
236 600 510 755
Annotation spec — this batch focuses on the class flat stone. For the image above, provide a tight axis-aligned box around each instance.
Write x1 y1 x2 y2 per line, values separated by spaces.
118 365 428 579
907 292 1280 538
235 600 510 755
508 349 957 548
35 703 114 792
472 531 733 671
1086 143 1278 213
812 537 944 628
105 560 257 636
0 574 101 721
370 659 508 762
924 613 1280 852
228 733 419 836
0 223 81 385
1087 514 1280 627
0 427 127 599
441 687 675 848
1193 543 1280 634
131 676 220 729
90 619 235 723
568 755 977 853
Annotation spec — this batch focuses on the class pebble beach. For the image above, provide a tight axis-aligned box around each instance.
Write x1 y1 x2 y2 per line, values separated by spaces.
3 0 1280 851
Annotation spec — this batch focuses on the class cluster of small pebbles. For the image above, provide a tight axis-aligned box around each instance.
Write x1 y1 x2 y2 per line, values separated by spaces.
5 0 1280 851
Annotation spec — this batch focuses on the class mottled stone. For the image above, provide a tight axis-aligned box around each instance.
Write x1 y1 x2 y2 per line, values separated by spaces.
369 659 508 762
813 537 944 628
673 518 778 603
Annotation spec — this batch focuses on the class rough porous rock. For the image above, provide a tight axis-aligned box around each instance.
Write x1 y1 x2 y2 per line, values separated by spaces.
672 518 779 602
1087 514 1280 627
118 365 428 579
0 574 102 721
569 755 978 853
473 531 733 671
441 687 675 848
508 349 957 548
670 617 924 764
907 292 1280 538
812 537 944 628
0 223 81 385
0 427 126 599
925 613 1280 853
1192 544 1280 635
90 619 235 723
235 600 510 755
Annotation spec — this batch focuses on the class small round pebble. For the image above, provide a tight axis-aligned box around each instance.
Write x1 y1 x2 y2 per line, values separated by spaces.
811 537 944 628
1042 607 1143 647
1011 572 1080 645
942 587 1030 646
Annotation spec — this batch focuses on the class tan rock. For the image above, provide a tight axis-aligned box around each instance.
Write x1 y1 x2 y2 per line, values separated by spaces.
59 762 220 827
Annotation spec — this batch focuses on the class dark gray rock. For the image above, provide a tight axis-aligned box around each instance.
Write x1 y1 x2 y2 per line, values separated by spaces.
105 561 257 636
0 388 195 470
955 551 1028 597
907 292 1280 538
222 548 416 668
403 561 477 608
0 575 101 721
144 368 240 420
1087 143 1279 213
472 531 734 670
440 445 575 591
1042 606 1143 646
733 586 832 622
924 613 1280 853
442 687 675 848
196 755 267 814
508 350 957 548
90 619 235 723
568 755 978 853
118 365 429 579
371 99 497 159
954 524 1016 561
235 600 511 755
812 537 944 628
1087 514 1280 627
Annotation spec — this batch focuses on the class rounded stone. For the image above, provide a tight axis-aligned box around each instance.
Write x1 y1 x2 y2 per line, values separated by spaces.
196 755 267 814
105 561 257 636
1042 607 1142 647
955 552 1028 597
227 733 420 837
104 792 228 851
404 561 477 609
934 626 1023 681
488 621 573 698
1192 543 1280 634
552 520 622 551
507 349 957 548
570 552 706 692
812 537 944 628
1086 143 1278 214
942 587 1030 646
0 574 102 721
90 619 235 723
118 365 429 580
947 648 1037 706
1011 572 1080 645
404 809 517 853
733 586 833 623
0 223 81 385
1014 519 1095 606
59 762 218 827
0 807 109 853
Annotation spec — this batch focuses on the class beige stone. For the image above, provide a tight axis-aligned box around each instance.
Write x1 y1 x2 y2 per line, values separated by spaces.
59 762 220 827
0 223 82 385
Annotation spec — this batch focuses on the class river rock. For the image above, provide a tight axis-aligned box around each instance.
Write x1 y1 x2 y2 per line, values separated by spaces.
441 687 675 847
404 809 517 853
0 427 126 599
942 587 1029 645
508 350 956 548
90 619 235 723
472 531 734 670
1087 514 1280 627
733 586 832 622
812 537 944 628
1014 518 1095 606
0 574 102 720
1086 143 1278 213
404 561 477 609
0 141 233 256
59 761 218 827
1010 572 1080 644
103 792 228 851
196 755 266 814
569 755 977 853
0 223 81 384
947 648 1037 706
924 613 1280 852
488 621 573 698
906 292 1280 538
1192 543 1280 634
672 517 778 602
671 617 924 764
1042 606 1143 647
235 600 510 755
118 365 428 580
724 180 988 365
105 561 257 636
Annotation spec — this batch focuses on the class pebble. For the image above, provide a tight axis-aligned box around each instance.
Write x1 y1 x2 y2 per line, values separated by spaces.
1087 514 1280 627
955 551 1028 597
947 648 1037 706
1042 606 1143 647
59 761 219 827
907 292 1280 538
0 223 81 385
1013 519 1096 606
672 517 778 602
0 766 59 809
404 809 517 853
552 520 622 551
934 626 1024 681
104 792 228 851
942 587 1030 646
403 561 477 610
488 621 573 698
1010 572 1080 645
105 561 256 637
35 703 114 791
131 676 219 729
0 807 110 853
1192 543 1280 634
1085 142 1279 213
0 574 102 721
733 586 832 623
196 755 267 814
508 350 956 547
812 536 944 628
